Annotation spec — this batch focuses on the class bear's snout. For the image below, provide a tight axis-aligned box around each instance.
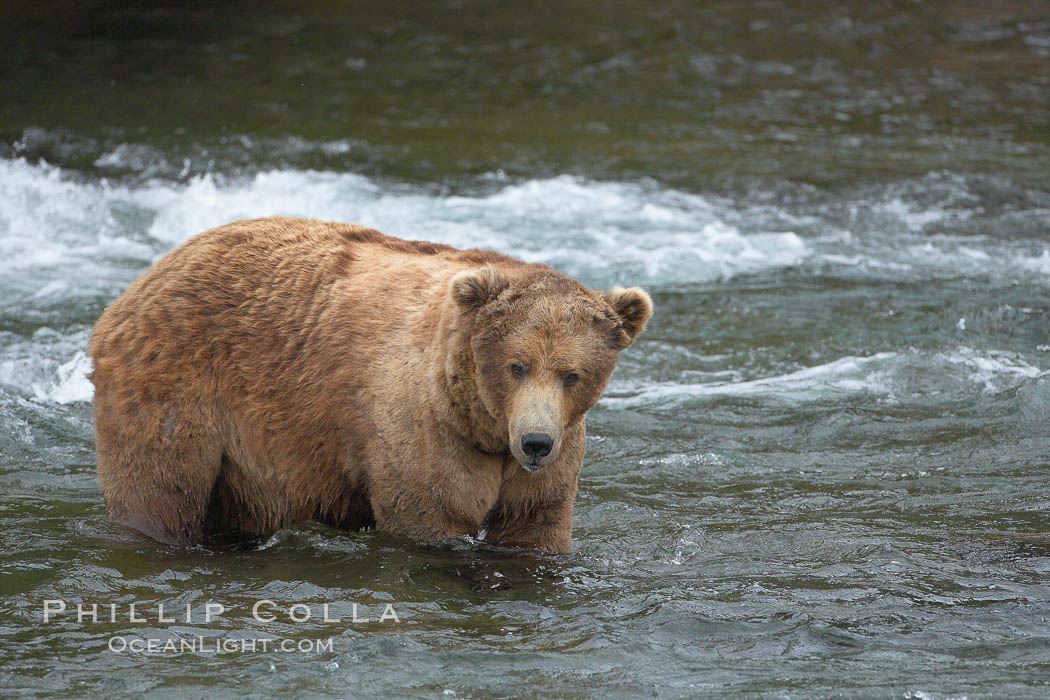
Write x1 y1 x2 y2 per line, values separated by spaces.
511 423 561 471
508 384 564 471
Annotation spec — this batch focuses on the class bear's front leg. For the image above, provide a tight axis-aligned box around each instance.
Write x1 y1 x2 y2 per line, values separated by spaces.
369 486 488 544
366 442 505 545
483 494 576 553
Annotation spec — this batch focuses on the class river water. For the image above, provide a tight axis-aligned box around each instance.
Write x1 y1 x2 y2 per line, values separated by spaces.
2 2 1049 698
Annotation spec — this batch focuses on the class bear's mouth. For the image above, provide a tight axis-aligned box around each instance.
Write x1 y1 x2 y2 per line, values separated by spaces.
519 458 545 473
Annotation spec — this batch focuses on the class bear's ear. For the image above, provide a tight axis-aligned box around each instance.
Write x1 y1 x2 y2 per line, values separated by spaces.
449 265 510 312
605 286 653 348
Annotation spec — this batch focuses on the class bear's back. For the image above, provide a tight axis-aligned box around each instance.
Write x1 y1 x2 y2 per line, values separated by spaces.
88 217 531 405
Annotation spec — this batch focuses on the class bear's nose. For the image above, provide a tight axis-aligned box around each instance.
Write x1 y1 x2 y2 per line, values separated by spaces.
521 432 553 458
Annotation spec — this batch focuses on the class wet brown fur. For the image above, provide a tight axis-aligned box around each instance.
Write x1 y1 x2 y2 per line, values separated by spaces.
90 216 651 552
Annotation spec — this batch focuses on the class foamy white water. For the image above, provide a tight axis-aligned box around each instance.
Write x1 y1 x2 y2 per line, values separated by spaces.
604 348 1048 410
0 158 811 289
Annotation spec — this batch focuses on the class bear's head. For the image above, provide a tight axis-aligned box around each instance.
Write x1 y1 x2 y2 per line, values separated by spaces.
449 265 652 472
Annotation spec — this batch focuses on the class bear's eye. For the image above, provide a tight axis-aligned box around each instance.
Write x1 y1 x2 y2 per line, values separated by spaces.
509 362 529 379
563 372 581 387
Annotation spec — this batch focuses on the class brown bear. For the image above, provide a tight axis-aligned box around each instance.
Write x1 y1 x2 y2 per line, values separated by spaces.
89 216 651 552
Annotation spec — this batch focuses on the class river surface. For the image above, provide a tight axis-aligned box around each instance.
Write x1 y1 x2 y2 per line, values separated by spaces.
2 2 1050 698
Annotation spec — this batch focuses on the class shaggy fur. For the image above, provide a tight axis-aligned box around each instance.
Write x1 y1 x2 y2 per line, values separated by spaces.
90 217 651 552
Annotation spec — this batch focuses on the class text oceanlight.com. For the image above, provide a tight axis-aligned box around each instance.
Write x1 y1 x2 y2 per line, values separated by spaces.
108 636 336 654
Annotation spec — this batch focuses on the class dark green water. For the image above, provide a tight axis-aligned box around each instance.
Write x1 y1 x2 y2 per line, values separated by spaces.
2 2 1050 697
